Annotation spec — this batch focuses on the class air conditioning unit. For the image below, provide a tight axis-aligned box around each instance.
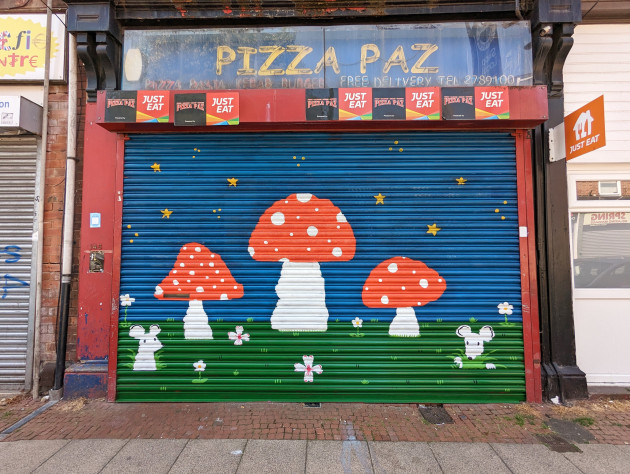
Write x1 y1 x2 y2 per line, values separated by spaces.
598 180 621 197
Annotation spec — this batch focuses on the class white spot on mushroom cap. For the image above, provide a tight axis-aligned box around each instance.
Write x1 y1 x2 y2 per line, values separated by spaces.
289 233 293 237
248 246 255 257
412 270 416 274
220 278 224 282
189 255 194 259
180 263 185 267
187 279 191 283
189 271 195 275
307 248 311 251
402 286 406 290
332 247 342 257
263 240 268 244
173 270 177 274
196 286 203 293
388 263 398 273
296 193 312 202
173 279 179 285
234 286 238 290
215 270 220 274
307 226 318 237
220 293 228 301
195 247 201 252
438 278 443 283
275 248 278 252
271 212 285 225
337 212 347 223
365 287 369 291
420 279 429 288
209 262 214 267
213 285 216 289
381 295 389 304
155 285 163 295
183 246 187 250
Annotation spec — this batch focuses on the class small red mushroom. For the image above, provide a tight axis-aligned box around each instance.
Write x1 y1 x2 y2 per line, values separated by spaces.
362 256 446 337
248 193 356 331
154 243 243 339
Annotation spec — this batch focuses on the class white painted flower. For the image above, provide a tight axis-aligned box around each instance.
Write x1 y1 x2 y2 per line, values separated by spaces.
352 317 363 328
228 326 250 345
294 355 323 383
120 294 135 307
193 360 206 372
497 302 513 315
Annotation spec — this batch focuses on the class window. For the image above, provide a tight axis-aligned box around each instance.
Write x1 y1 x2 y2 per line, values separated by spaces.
571 211 630 288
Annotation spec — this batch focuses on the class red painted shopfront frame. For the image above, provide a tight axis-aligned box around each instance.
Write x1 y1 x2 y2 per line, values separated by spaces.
77 88 546 403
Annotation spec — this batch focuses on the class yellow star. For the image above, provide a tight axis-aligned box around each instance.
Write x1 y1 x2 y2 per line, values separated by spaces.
151 163 161 172
161 209 173 219
456 177 467 185
227 177 238 187
427 223 441 236
374 193 386 205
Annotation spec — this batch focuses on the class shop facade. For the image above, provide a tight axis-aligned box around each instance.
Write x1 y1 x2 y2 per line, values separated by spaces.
0 10 68 393
564 21 630 387
64 0 586 403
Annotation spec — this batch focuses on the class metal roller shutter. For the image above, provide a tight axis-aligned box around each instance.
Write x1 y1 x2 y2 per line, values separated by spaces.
117 131 525 403
0 136 38 390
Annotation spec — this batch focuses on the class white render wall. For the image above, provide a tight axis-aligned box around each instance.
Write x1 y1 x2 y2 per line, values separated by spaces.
565 24 630 386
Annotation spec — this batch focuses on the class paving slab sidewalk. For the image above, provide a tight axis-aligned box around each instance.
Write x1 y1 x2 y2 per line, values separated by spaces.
2 439 630 474
2 398 630 446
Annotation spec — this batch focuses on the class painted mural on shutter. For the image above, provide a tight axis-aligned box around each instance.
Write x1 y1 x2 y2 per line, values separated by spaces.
116 131 525 402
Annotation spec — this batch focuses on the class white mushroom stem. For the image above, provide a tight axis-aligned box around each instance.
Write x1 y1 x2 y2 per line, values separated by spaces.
389 306 420 337
183 299 213 340
271 261 328 332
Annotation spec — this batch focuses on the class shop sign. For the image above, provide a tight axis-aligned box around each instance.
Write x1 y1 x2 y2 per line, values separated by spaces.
104 87 509 124
0 96 19 126
564 96 606 161
0 14 66 81
584 212 628 226
105 90 240 125
122 22 532 91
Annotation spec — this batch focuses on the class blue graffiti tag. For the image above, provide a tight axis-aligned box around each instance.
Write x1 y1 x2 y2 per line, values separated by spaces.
2 274 29 299
1 246 28 298
2 245 21 263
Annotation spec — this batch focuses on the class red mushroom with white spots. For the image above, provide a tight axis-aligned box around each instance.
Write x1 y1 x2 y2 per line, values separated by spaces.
154 243 243 339
362 257 446 337
248 193 355 331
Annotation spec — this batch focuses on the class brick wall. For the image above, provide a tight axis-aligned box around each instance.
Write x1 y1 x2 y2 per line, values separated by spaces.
39 66 86 371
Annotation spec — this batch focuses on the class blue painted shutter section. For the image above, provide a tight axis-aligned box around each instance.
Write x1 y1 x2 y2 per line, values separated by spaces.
117 131 525 402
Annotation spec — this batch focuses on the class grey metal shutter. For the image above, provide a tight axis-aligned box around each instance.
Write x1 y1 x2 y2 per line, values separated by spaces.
0 136 38 390
117 131 525 403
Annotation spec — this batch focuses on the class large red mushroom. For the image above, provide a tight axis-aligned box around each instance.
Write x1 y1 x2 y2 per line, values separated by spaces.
248 193 355 331
362 257 446 337
154 243 243 339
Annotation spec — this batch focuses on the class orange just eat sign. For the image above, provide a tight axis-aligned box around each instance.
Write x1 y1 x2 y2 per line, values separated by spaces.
564 95 606 161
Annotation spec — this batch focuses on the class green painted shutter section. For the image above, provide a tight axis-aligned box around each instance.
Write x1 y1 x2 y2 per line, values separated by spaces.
117 131 525 403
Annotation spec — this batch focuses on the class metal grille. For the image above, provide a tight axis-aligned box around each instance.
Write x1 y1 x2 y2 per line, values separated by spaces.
0 136 38 389
117 131 525 403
